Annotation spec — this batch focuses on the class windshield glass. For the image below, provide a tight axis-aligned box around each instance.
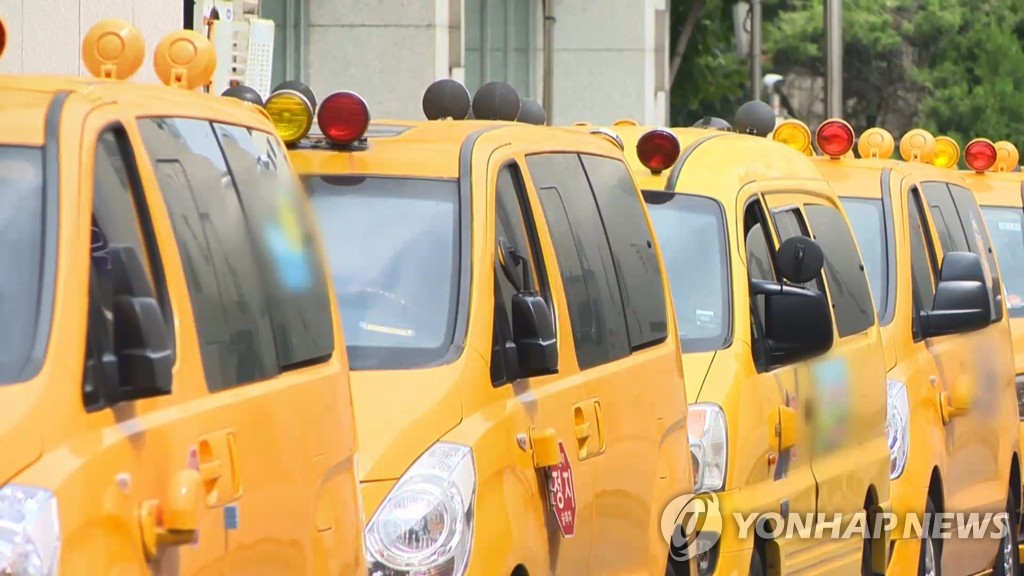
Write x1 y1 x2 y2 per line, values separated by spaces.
841 198 887 317
305 176 461 370
643 192 730 353
0 146 48 384
981 206 1024 317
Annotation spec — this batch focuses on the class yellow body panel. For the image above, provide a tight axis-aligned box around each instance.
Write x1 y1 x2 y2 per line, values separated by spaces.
288 120 695 574
962 168 1024 564
815 156 1020 576
0 76 365 574
608 124 892 574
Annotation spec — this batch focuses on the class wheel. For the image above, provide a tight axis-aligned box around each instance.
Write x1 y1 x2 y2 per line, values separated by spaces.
919 496 941 576
749 546 764 576
994 492 1019 576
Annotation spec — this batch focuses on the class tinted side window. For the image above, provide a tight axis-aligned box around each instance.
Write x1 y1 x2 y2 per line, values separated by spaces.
492 165 548 384
213 123 335 367
528 153 630 370
579 155 668 349
772 207 824 293
804 204 875 337
948 184 1003 322
923 182 970 253
138 118 278 391
85 129 174 407
743 200 775 370
908 190 937 339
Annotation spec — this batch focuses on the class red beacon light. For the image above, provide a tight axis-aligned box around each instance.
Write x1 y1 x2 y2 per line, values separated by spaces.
964 138 998 173
636 129 680 174
815 119 856 159
318 91 371 146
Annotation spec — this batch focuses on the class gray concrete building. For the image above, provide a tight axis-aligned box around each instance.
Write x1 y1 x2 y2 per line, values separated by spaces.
0 0 670 125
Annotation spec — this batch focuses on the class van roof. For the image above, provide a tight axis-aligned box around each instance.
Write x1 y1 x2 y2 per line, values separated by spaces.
814 157 971 200
289 119 620 180
0 75 272 146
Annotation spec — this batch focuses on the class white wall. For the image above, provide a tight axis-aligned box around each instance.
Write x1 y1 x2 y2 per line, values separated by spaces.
537 0 668 126
0 0 181 83
306 0 455 121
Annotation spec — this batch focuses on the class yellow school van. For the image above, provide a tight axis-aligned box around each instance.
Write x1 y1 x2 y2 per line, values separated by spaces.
252 78 695 575
0 18 365 575
592 102 892 576
960 139 1024 565
776 119 1021 576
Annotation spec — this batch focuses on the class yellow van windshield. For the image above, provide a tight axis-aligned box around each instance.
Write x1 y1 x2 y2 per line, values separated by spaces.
0 146 49 384
643 191 730 353
306 176 462 370
981 206 1024 318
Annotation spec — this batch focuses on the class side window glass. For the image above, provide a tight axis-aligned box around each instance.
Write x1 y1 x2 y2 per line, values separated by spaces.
579 154 668 349
949 184 1003 322
771 207 825 293
922 182 970 253
212 123 335 367
804 203 876 337
743 200 775 368
492 165 547 384
528 153 630 370
86 128 173 407
137 118 278 391
908 190 937 339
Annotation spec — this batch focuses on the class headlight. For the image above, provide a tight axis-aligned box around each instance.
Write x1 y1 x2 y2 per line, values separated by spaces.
366 443 475 576
1015 375 1024 420
887 379 910 480
0 485 60 576
688 404 727 492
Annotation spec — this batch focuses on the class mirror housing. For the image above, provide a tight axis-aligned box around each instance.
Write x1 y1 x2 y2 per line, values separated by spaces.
113 295 174 399
752 279 834 366
775 236 825 284
920 251 991 339
511 292 558 377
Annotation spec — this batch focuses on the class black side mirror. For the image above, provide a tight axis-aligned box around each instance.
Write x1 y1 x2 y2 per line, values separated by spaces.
107 244 173 399
113 295 174 399
752 279 834 366
920 251 991 338
511 292 558 377
775 236 825 284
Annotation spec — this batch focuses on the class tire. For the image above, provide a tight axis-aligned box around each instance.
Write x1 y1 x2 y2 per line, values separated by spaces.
994 492 1019 576
750 546 764 576
919 497 941 576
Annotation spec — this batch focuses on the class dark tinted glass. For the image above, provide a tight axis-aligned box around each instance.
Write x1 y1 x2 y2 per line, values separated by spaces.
982 207 1024 318
306 176 460 370
948 184 1002 321
908 191 937 338
644 192 729 353
138 118 278 390
213 123 334 367
0 146 48 384
580 155 667 349
805 203 875 337
528 153 630 370
841 198 887 316
923 182 970 253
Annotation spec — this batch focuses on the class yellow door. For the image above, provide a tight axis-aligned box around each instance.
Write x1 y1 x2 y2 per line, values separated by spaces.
132 117 360 574
564 154 685 573
752 192 823 566
913 181 1004 574
69 111 227 574
498 156 596 571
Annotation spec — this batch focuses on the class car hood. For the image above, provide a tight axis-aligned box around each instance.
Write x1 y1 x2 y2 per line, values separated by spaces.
350 365 464 482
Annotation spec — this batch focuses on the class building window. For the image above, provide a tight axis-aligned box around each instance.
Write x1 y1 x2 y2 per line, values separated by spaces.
464 0 535 97
259 0 304 88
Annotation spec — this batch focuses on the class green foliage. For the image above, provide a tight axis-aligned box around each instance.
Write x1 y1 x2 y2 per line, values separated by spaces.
760 0 1024 148
669 0 749 125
